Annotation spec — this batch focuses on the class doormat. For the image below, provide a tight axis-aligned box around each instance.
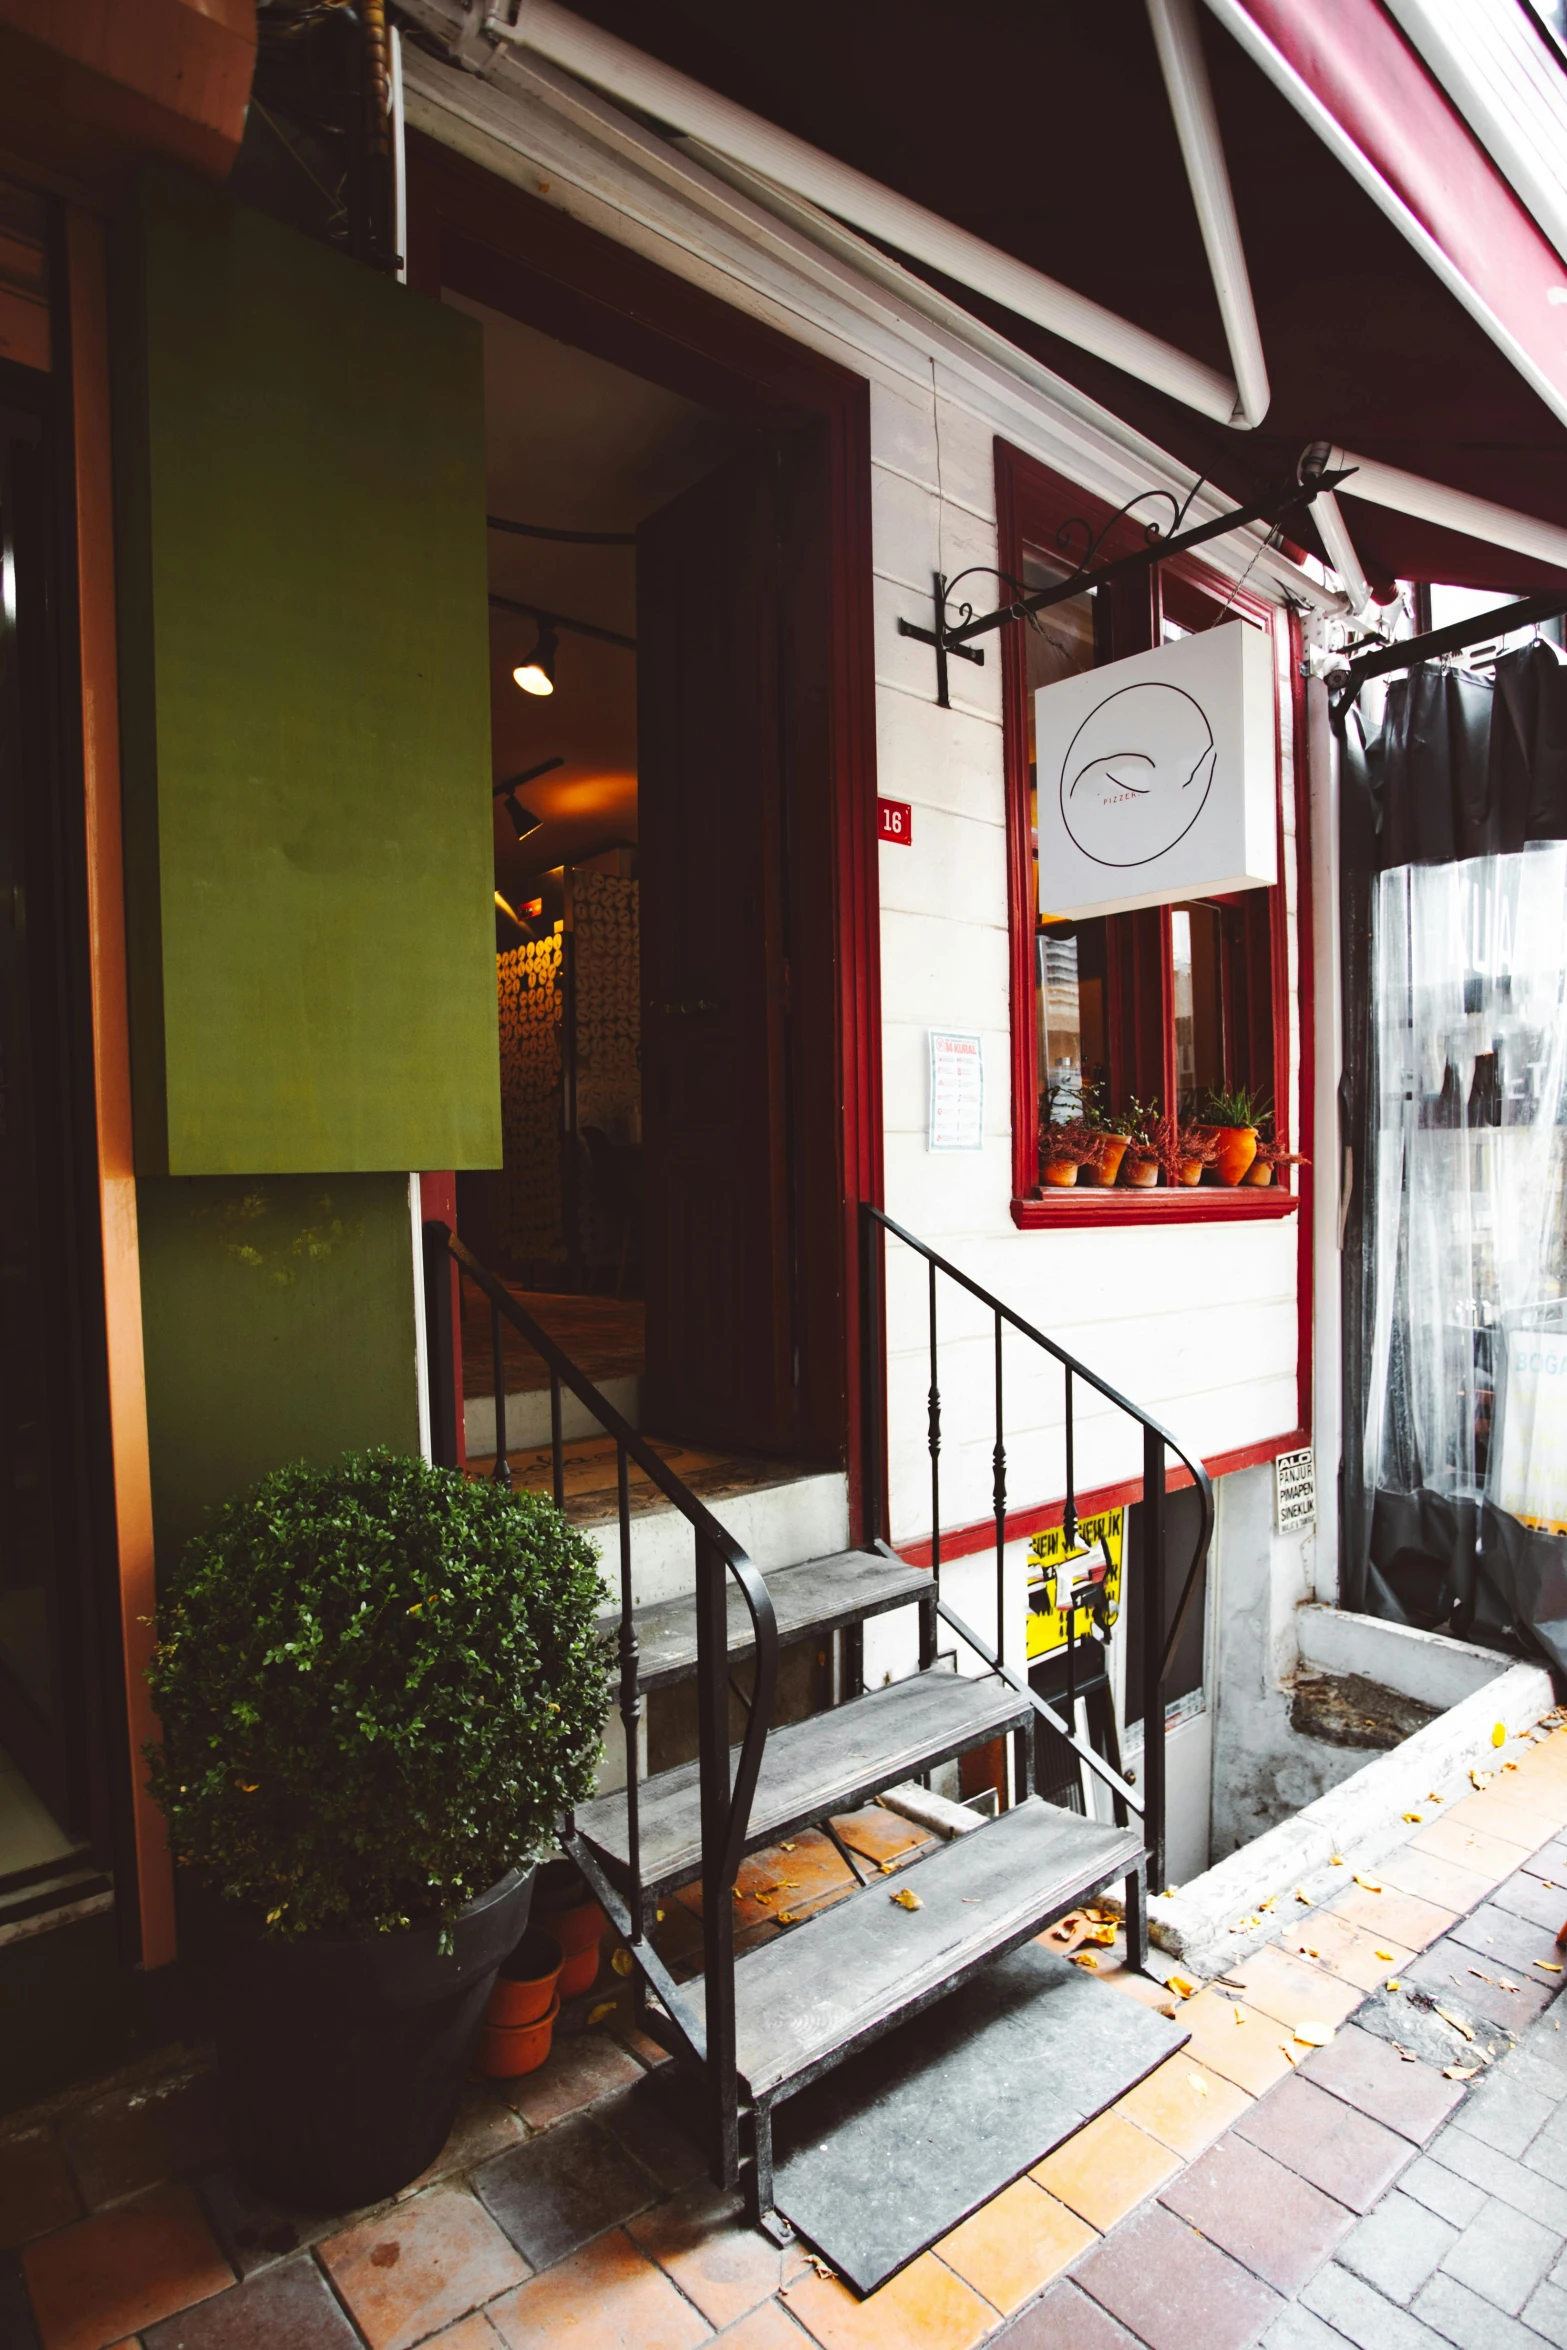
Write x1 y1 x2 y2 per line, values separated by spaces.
771 1942 1187 2295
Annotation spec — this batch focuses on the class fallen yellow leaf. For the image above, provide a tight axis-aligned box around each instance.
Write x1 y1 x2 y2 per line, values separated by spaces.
781 1841 796 1851
1386 1978 1402 1991
1069 1950 1099 1970
1504 1761 1519 1772
1233 2004 1246 2025
1085 1922 1119 1946
1187 2073 1209 2096
1295 1888 1312 1904
611 1947 633 1977
1444 2065 1479 2081
1493 1722 1507 1747
1293 2022 1335 2046
1426 1792 1443 1802
1534 1960 1563 1973
890 1887 923 1911
1402 1812 1424 1824
1354 1876 1383 1893
586 2000 618 2027
1163 1885 1180 1898
1436 2006 1476 2041
1167 1973 1198 1998
1375 1949 1396 1962
1330 1855 1345 1866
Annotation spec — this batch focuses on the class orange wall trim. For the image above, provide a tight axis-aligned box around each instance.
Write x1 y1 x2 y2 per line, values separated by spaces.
68 210 177 1969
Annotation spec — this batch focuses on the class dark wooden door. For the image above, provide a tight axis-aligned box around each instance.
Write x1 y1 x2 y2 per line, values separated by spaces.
637 447 797 1453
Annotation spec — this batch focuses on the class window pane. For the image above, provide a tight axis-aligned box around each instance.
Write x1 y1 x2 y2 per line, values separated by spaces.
1172 900 1224 1117
1024 550 1100 1134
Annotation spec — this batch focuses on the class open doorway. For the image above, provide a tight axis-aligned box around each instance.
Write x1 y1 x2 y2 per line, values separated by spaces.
416 145 881 1514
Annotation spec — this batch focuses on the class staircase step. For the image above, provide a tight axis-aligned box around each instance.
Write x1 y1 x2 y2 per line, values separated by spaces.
688 1795 1144 2102
577 1668 1029 1894
609 1547 929 1692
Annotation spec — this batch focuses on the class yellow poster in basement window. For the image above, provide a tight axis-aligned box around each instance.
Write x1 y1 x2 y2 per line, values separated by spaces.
1025 1509 1123 1661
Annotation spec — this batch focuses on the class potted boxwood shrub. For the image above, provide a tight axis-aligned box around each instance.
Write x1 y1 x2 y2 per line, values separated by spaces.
147 1448 609 2210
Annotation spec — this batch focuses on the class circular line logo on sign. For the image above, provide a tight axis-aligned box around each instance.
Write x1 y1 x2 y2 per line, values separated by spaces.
1059 681 1216 869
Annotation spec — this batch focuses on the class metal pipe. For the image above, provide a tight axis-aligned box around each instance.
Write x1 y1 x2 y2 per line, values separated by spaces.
1146 0 1270 426
1141 1425 1167 1893
1309 487 1374 618
1329 449 1567 576
492 0 1240 424
1307 676 1343 1604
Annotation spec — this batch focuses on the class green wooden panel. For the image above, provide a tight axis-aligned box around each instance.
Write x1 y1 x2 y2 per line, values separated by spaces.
138 1174 423 1565
113 173 501 1174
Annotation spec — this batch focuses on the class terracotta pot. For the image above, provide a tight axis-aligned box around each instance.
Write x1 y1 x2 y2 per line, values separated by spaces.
487 1929 563 2028
1092 1137 1128 1187
479 1991 559 2079
540 1897 607 1998
1209 1125 1259 1186
1122 1156 1160 1188
1243 1158 1274 1186
1041 1159 1079 1188
1177 1159 1205 1187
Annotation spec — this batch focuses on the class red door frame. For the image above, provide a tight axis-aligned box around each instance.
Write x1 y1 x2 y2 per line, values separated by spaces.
405 136 884 1532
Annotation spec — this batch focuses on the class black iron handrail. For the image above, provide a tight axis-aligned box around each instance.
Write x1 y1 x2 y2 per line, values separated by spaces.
421 1222 778 2187
861 1203 1213 1889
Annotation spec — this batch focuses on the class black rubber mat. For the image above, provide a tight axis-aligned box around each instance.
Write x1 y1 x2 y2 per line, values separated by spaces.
770 1941 1187 2294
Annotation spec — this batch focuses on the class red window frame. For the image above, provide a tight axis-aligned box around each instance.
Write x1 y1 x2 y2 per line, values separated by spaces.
998 439 1300 1231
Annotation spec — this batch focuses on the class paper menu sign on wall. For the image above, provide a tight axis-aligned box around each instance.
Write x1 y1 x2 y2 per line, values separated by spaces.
1034 621 1278 920
929 1030 984 1151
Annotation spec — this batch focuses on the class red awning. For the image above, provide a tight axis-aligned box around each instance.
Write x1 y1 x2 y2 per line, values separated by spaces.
551 0 1567 593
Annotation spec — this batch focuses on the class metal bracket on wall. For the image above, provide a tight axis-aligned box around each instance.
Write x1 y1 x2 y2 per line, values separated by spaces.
897 455 1351 708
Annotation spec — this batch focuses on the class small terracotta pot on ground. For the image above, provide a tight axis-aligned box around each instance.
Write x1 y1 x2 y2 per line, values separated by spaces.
479 1991 560 2079
1092 1137 1129 1186
536 1860 607 1998
1041 1160 1079 1187
487 1928 563 2028
1209 1125 1259 1186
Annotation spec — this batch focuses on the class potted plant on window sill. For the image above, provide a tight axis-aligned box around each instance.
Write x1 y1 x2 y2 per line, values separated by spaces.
146 1449 609 2211
1243 1135 1308 1188
1038 1120 1107 1188
1116 1099 1164 1188
1199 1085 1269 1186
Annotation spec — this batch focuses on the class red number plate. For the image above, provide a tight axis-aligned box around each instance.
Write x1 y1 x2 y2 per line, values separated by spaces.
878 796 913 845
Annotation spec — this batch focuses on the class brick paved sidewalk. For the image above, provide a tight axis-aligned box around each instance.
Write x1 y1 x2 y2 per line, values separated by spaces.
4 1719 1567 2350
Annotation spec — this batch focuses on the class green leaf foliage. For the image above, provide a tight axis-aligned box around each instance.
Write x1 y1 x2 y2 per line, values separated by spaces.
146 1450 610 1938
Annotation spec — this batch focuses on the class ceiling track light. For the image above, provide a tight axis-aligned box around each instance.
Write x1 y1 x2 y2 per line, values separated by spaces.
512 622 560 697
493 755 564 844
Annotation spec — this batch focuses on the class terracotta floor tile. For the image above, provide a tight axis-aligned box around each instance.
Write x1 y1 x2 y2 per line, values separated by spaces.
1172 1991 1298 2096
197 2161 346 2283
421 2320 503 2348
936 2176 1094 2315
782 2249 993 2350
1273 1913 1417 1993
1222 1945 1366 2032
0 2129 80 2250
675 1834 857 1933
485 2228 710 2350
1446 1787 1567 1846
139 2255 361 2348
630 2181 800 2328
1378 1845 1495 1916
497 2028 644 2128
1298 2022 1465 2144
829 1805 934 1870
1233 2075 1412 2212
58 2071 226 2212
710 2303 813 2350
1112 2055 1252 2158
1158 2132 1354 2294
319 2184 527 2350
23 2181 233 2350
1413 1816 1533 1881
595 2081 709 2196
1031 2110 1180 2230
403 2091 524 2196
1328 1879 1457 1951
998 2276 1145 2350
1073 2202 1281 2350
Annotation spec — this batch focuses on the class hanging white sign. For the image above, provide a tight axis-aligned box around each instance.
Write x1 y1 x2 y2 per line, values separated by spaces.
1034 621 1278 919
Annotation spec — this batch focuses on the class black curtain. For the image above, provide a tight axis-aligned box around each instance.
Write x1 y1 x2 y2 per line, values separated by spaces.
1340 643 1567 1674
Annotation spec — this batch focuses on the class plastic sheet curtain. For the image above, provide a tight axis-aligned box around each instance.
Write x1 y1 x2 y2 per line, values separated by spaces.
1347 643 1567 1671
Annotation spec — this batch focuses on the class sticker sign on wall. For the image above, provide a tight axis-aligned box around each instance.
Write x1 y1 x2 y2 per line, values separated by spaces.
929 1029 983 1151
878 796 913 845
1275 1447 1316 1531
1034 621 1278 919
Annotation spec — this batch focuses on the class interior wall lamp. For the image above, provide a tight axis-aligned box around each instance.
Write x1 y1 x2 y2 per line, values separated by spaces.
512 622 559 698
493 755 564 843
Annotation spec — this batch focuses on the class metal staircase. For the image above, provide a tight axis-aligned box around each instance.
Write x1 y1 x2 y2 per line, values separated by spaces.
423 1210 1211 2240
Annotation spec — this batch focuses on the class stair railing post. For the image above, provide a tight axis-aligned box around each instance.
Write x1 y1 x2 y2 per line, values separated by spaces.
617 1444 643 1944
490 1302 512 1490
694 1531 740 2190
421 1220 460 1470
860 1202 886 1545
1142 1422 1167 1895
993 1309 1007 1675
924 1257 941 1669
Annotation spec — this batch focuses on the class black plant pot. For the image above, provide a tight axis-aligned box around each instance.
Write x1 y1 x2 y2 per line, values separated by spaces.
215 1865 535 2211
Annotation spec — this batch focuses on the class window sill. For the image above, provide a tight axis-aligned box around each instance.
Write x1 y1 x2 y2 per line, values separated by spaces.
1011 1188 1300 1231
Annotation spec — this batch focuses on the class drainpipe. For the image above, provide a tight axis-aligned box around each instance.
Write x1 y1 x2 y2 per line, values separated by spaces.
1306 675 1342 1603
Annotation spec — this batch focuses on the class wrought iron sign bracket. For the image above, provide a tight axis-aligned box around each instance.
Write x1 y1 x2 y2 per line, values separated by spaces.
897 458 1353 708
